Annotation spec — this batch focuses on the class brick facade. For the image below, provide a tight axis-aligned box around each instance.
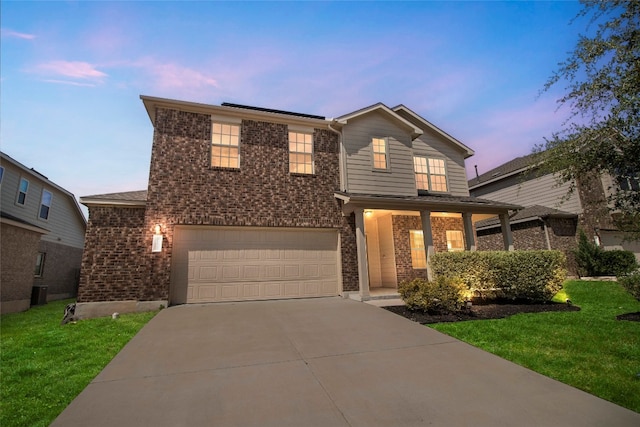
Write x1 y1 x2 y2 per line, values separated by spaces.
391 215 465 284
33 240 83 300
576 172 615 239
79 107 346 303
78 206 146 302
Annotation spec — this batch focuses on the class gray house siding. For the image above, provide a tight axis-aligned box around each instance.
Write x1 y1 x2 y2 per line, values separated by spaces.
342 111 416 197
0 153 86 310
412 130 469 197
471 172 582 214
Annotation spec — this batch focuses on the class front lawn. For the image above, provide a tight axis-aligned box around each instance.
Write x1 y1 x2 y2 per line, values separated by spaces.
0 300 157 427
431 280 640 413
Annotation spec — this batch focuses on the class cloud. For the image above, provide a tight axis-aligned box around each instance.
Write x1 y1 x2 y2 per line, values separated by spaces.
42 79 98 87
35 60 108 80
132 58 218 90
1 29 36 40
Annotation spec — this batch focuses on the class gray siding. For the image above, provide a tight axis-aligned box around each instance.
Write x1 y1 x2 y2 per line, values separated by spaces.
412 129 469 197
1 160 86 249
342 111 416 196
471 172 583 214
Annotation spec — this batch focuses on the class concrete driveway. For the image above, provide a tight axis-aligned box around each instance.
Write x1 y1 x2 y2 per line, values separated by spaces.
51 297 639 426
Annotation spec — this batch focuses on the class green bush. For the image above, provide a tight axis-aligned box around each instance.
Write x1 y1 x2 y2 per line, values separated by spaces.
618 270 640 300
600 250 638 276
574 229 638 276
430 250 567 302
398 276 468 313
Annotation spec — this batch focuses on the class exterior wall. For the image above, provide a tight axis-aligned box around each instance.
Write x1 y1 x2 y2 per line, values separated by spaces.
142 107 343 301
77 206 146 302
342 111 416 196
340 214 359 293
0 157 86 249
391 215 465 284
476 218 579 274
411 131 470 197
576 172 615 239
471 172 583 215
0 223 42 314
33 240 83 300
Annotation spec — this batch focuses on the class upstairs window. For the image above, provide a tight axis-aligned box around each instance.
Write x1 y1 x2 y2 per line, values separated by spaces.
446 230 464 252
39 190 53 220
211 123 240 168
0 166 4 185
289 132 314 174
409 230 427 269
372 137 389 170
17 178 29 206
617 172 640 192
413 156 448 192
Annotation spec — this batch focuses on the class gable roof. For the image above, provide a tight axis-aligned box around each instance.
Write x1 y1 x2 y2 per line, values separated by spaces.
335 103 423 140
80 190 147 207
468 152 538 190
474 204 576 231
0 151 87 225
392 105 475 158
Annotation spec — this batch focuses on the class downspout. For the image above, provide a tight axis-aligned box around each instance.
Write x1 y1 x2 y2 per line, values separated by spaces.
542 216 552 250
328 121 347 192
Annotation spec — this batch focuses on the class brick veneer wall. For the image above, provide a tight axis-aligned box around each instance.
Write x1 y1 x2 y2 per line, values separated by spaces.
141 107 344 301
0 223 42 314
77 206 146 302
391 215 465 284
340 213 359 292
33 241 83 300
476 217 579 274
576 172 615 239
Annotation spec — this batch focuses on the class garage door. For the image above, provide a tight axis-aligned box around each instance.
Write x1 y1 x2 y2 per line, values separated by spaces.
170 226 340 304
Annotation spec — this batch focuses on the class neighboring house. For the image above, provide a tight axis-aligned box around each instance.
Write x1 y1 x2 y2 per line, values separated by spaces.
469 153 640 267
0 152 87 314
76 96 520 318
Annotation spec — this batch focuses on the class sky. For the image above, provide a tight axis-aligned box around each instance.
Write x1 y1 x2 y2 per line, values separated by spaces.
1 1 589 218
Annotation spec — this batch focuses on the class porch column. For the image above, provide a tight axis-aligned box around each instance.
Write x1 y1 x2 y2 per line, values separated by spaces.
420 210 435 281
354 207 370 299
500 213 515 251
462 212 476 251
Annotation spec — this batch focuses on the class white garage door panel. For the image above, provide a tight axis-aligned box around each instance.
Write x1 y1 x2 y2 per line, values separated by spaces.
170 227 339 304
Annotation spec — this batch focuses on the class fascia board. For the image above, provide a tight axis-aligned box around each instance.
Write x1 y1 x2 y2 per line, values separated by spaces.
337 103 423 139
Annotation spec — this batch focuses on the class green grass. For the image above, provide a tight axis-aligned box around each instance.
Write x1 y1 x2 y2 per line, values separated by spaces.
0 300 157 427
431 280 640 413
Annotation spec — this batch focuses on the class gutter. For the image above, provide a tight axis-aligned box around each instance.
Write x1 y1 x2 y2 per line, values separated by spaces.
327 120 347 192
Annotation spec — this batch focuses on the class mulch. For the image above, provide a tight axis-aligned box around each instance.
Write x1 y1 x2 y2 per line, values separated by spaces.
617 312 640 322
384 301 581 324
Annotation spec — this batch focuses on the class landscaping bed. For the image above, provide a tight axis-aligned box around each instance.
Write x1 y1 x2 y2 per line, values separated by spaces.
384 300 580 324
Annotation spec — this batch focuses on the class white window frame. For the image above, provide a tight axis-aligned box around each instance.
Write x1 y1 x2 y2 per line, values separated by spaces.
371 137 390 170
39 189 53 221
34 252 45 277
16 177 29 206
289 131 314 174
446 230 464 252
409 230 427 269
211 122 241 168
413 156 449 193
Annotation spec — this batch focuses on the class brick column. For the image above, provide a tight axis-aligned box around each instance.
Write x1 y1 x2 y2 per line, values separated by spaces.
354 208 370 299
420 210 435 281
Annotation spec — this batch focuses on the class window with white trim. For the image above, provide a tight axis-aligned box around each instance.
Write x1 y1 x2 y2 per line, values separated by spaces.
372 137 389 170
0 166 4 185
17 178 29 206
39 190 53 220
34 252 45 277
409 230 427 269
413 156 448 192
211 123 240 168
289 132 314 174
446 230 464 252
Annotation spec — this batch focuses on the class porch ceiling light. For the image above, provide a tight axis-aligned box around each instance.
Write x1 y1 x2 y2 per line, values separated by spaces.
365 210 373 217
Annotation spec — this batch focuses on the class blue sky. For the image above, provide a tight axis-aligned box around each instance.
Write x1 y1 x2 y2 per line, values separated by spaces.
2 1 586 216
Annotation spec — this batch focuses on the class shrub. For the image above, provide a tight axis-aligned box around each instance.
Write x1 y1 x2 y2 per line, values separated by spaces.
573 229 638 276
430 250 567 302
574 229 603 276
398 276 468 313
599 250 638 276
618 270 640 300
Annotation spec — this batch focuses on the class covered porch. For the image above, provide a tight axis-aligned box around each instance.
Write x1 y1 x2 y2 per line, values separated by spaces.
335 192 522 301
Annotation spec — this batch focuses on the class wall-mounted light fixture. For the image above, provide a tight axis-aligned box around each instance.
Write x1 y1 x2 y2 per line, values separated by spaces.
365 210 373 218
152 223 163 253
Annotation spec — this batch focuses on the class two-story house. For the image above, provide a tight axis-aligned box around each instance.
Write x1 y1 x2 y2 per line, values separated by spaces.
76 96 520 318
1 152 87 314
469 153 640 267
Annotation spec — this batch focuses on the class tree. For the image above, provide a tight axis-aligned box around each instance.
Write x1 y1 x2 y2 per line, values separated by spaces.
536 0 640 234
